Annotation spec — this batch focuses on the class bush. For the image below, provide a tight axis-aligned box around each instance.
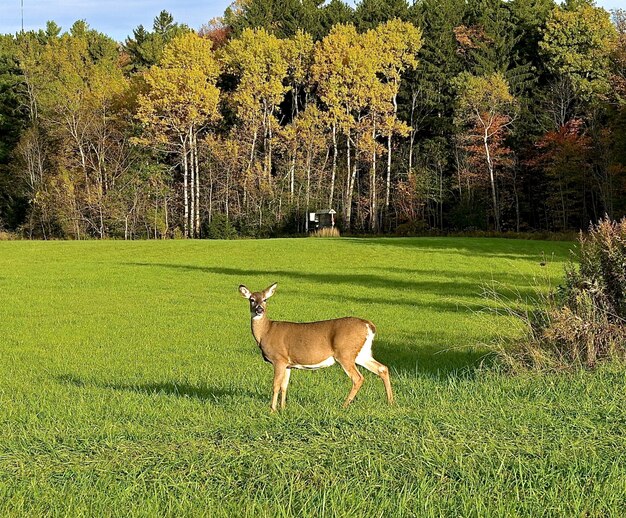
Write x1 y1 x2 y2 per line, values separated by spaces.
206 213 238 240
0 230 16 240
394 220 429 236
495 217 626 370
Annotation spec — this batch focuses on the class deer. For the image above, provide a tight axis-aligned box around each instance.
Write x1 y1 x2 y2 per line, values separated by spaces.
239 283 394 412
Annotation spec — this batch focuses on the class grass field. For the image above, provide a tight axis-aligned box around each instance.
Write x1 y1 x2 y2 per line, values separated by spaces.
1 237 626 517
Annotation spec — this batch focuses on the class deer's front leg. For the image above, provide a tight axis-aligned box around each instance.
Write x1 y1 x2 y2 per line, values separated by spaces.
280 368 291 410
271 362 287 412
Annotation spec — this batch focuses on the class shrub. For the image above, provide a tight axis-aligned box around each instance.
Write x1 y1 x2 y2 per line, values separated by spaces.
206 213 238 240
394 220 429 236
494 217 626 370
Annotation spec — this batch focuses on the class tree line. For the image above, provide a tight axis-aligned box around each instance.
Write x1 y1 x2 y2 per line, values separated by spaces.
0 0 625 239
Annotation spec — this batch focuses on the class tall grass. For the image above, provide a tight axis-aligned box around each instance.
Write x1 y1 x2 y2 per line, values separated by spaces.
309 227 340 238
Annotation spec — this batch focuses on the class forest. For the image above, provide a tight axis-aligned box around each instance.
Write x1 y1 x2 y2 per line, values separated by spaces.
0 0 625 239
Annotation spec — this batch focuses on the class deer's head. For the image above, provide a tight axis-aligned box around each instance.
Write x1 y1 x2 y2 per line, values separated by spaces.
239 283 277 319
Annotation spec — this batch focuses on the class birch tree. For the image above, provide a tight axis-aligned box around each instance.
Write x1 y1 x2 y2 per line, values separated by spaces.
135 32 221 237
312 24 381 228
454 72 517 231
372 19 422 214
222 28 291 187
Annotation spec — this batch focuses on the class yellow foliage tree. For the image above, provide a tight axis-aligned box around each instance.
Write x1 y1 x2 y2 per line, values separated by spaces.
372 20 422 214
221 28 291 184
136 32 221 237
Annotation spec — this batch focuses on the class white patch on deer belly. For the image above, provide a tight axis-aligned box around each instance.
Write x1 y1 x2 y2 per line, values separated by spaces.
290 357 336 370
355 325 375 366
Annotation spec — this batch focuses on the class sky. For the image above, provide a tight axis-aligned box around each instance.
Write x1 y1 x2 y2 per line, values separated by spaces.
0 0 623 43
0 1 235 42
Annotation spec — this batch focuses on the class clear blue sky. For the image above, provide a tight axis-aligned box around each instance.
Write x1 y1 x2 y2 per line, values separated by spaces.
0 0 623 43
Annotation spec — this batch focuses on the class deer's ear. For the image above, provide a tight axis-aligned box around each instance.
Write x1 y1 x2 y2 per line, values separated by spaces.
264 283 278 299
239 285 252 299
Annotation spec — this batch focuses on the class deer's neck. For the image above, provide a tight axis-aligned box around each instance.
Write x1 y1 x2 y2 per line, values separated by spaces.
251 315 271 344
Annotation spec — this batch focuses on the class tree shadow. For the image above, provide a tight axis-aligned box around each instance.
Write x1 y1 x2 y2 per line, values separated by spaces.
344 236 573 261
366 331 495 380
56 374 260 402
310 290 487 314
125 263 541 302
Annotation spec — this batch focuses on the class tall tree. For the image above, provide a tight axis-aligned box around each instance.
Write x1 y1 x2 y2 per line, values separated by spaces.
0 35 28 228
123 11 191 73
372 19 422 220
540 3 617 101
312 24 381 228
224 0 323 39
135 32 221 237
355 0 411 30
454 72 518 230
222 28 291 196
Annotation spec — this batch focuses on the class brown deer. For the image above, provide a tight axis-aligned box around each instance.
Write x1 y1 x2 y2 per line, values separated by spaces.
239 283 394 411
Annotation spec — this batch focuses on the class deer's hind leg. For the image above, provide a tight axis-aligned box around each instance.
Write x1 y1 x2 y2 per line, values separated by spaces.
336 357 364 408
355 326 394 404
358 358 394 405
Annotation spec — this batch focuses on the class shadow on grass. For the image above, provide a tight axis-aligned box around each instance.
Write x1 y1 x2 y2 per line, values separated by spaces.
56 374 260 402
310 290 486 313
126 263 541 303
373 337 494 380
370 318 497 379
345 236 572 261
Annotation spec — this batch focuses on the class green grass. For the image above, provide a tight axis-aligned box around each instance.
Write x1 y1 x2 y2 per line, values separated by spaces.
1 237 625 517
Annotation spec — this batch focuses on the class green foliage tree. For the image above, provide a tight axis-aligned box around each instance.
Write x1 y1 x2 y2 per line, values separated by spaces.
540 3 618 100
0 35 29 228
224 0 324 39
355 0 411 30
124 11 191 72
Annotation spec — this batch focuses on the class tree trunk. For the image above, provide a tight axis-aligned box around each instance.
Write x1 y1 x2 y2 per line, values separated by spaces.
483 132 500 231
194 131 200 237
371 126 378 232
189 128 195 238
513 168 520 233
386 91 398 211
439 163 443 230
306 151 311 232
182 139 189 238
225 167 230 220
346 135 358 230
290 153 295 202
345 130 352 228
385 133 392 211
267 112 273 187
408 91 417 175
248 127 257 174
329 122 337 208
164 195 169 238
